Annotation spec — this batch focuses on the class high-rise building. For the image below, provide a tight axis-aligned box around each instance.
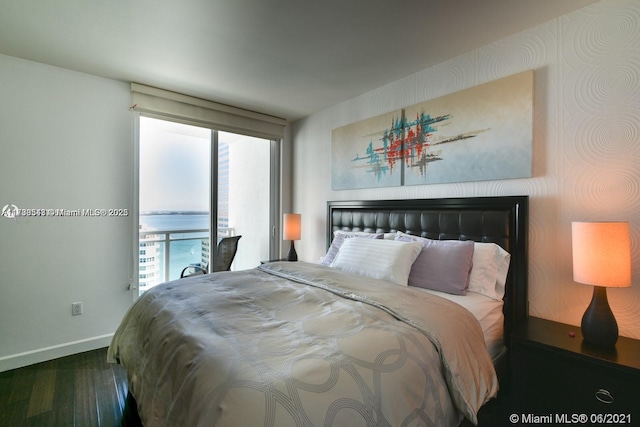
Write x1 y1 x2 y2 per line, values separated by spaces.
217 140 230 231
201 140 230 267
139 225 161 290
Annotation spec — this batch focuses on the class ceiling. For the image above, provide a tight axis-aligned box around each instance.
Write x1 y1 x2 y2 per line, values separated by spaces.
0 0 599 121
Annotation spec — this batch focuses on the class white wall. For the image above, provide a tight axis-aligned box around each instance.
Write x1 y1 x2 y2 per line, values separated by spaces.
291 0 640 339
0 54 134 370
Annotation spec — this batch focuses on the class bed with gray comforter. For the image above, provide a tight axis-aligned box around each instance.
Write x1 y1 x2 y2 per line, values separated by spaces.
108 261 498 426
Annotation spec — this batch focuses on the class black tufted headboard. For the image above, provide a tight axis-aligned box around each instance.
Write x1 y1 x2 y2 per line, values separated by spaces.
327 196 529 346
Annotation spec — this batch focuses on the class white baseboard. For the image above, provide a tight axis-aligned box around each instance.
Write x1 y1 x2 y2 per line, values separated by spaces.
0 333 114 372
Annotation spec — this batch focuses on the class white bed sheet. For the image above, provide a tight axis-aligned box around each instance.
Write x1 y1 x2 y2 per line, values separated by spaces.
414 288 505 362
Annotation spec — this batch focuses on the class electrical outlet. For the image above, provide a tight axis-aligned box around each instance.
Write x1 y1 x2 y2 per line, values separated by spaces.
72 302 83 316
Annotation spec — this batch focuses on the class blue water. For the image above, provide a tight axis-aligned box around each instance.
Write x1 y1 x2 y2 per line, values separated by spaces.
140 214 210 282
141 213 209 231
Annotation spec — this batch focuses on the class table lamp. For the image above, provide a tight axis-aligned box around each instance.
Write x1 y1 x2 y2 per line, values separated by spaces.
572 221 631 347
283 213 301 261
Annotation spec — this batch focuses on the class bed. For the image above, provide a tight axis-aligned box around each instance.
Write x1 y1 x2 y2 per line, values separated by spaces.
108 196 528 426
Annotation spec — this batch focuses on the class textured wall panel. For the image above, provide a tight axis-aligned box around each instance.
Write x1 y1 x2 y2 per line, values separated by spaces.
293 0 640 338
416 56 476 103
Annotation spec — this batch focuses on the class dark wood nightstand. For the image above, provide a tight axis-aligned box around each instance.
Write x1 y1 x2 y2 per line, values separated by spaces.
511 317 640 419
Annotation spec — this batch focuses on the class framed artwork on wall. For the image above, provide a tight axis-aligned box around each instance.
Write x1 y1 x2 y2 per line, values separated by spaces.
331 70 533 190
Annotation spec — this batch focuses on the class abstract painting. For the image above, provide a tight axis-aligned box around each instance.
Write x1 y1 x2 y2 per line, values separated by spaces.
331 70 533 190
331 110 403 190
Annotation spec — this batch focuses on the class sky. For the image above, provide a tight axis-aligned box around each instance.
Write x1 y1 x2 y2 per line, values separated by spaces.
139 116 211 212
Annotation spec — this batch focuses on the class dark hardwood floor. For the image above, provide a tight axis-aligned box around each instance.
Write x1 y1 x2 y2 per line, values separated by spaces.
0 348 141 427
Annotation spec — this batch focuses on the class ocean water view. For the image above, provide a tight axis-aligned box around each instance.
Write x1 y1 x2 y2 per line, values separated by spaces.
140 213 210 283
141 213 209 231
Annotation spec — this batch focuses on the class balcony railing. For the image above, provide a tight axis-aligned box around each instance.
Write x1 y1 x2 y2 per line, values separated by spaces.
138 227 234 292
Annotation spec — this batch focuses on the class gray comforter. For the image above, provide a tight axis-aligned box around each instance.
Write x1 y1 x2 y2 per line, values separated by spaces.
108 261 498 426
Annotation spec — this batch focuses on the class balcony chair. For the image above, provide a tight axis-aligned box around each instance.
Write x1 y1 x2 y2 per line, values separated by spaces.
180 235 242 278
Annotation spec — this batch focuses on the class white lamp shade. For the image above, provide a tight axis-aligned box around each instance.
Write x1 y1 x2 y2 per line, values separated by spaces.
283 214 301 241
572 221 631 288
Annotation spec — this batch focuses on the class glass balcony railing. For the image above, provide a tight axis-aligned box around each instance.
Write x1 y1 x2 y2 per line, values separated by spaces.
138 227 234 293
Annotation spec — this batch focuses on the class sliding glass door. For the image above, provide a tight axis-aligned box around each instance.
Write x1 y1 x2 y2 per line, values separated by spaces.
137 116 275 294
218 131 271 270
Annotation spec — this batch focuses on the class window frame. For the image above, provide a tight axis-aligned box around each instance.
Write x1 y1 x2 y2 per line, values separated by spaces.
132 112 282 298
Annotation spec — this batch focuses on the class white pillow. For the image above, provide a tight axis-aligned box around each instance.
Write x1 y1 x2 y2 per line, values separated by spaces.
334 230 380 237
467 242 511 301
329 238 423 286
320 231 383 265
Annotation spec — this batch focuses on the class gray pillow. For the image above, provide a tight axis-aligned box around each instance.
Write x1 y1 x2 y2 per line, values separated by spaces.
398 235 475 295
